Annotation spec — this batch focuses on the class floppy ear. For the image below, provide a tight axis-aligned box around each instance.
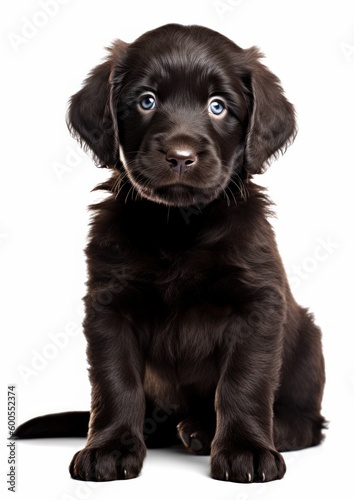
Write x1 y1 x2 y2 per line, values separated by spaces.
67 40 128 168
244 48 297 175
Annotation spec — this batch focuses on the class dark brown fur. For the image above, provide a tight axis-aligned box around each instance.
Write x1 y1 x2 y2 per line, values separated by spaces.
15 24 326 483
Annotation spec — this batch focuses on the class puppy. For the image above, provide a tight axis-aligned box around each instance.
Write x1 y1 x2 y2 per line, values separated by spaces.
15 24 326 483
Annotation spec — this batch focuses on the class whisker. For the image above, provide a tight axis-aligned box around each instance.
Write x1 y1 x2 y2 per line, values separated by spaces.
227 186 238 206
224 188 231 207
112 171 127 194
124 184 135 203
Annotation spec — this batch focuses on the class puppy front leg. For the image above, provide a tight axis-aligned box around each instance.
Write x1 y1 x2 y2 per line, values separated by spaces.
210 304 286 483
70 308 146 481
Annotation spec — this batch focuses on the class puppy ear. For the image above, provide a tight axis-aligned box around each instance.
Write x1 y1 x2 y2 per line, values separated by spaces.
67 40 128 168
244 48 297 175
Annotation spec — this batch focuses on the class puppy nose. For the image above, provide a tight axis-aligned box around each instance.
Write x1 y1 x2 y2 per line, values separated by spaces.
166 148 197 173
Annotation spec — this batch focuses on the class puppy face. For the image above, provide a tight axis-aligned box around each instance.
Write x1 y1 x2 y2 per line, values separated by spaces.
113 30 249 206
68 24 296 207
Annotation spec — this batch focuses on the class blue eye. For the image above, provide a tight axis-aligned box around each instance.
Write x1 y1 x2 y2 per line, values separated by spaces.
208 99 226 116
139 94 156 111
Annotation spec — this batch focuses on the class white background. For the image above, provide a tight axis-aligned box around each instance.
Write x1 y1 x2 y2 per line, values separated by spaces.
1 0 354 498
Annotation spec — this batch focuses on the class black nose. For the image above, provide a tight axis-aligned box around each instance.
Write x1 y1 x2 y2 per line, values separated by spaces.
166 148 197 173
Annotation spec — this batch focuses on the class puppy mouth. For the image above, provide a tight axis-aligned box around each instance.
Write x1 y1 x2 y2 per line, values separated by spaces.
121 155 227 207
136 182 222 207
126 177 220 207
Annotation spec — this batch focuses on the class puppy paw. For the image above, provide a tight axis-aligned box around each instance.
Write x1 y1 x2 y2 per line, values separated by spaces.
177 417 213 455
210 445 286 483
69 439 146 481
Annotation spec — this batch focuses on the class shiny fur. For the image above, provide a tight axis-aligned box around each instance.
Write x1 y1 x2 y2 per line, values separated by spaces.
15 24 326 483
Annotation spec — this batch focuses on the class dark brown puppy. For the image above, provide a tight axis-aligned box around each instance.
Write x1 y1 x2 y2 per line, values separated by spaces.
15 24 326 483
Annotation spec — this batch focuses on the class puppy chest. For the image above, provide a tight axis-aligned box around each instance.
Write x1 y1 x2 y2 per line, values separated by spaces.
153 248 219 305
146 299 233 364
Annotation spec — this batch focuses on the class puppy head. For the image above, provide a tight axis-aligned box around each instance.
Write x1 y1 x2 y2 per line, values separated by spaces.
68 24 296 207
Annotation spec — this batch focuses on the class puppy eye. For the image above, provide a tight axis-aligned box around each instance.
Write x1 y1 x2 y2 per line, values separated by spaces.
208 99 226 117
139 94 156 111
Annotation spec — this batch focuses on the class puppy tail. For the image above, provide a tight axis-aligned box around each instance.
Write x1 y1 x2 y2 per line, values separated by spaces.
12 411 90 439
